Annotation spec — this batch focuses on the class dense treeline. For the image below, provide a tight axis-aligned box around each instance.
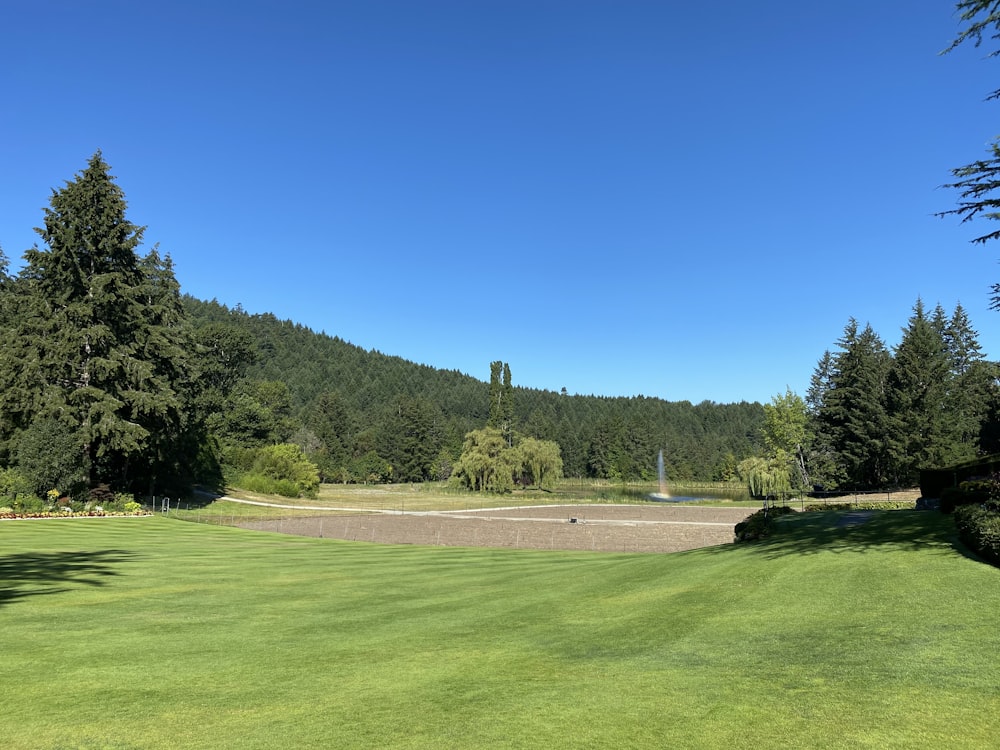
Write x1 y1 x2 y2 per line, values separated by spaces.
182 296 765 485
0 153 766 507
17 153 999 508
741 300 1000 497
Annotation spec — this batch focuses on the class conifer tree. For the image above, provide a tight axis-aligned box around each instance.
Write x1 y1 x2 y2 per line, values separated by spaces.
885 300 951 483
818 320 893 489
1 152 194 495
944 303 997 457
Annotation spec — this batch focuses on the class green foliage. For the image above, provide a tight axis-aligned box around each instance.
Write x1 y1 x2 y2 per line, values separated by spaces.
954 503 1000 566
11 416 87 498
182 297 765 485
248 443 320 498
378 395 443 481
737 455 792 499
0 153 198 495
516 436 563 490
348 450 393 484
886 300 952 484
237 473 304 498
818 320 894 488
487 361 514 446
734 505 794 541
740 388 812 499
451 427 518 493
802 501 916 512
940 474 1000 513
211 380 297 450
451 428 564 493
808 303 999 491
0 467 33 504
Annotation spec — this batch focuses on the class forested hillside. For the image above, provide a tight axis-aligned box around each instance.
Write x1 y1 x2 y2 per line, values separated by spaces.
15 175 971 504
5 152 1000 508
183 296 764 483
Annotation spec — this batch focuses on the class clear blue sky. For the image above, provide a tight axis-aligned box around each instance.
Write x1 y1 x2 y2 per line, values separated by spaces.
2 1 998 404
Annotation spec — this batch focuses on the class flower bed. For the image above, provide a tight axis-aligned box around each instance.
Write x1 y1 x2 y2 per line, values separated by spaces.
0 509 150 519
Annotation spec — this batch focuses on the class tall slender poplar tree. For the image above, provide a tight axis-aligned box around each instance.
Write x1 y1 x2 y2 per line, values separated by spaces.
487 360 514 446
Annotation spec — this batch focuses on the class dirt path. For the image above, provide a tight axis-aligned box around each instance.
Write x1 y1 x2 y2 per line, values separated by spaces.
235 503 753 554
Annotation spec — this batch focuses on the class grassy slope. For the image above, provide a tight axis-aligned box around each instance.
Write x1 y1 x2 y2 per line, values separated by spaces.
1 511 998 749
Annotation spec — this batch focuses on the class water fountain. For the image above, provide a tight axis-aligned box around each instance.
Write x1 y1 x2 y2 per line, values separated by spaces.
648 449 707 503
650 449 672 501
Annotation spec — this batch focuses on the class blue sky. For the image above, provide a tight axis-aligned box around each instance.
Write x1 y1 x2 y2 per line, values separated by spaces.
2 1 998 404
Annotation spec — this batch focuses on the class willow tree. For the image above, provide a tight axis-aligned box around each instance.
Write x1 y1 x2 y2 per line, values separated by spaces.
1 152 195 496
451 427 517 492
516 436 563 490
737 455 792 502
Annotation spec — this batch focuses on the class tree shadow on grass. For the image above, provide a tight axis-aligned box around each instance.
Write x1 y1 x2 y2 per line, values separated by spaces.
0 549 138 609
748 510 959 559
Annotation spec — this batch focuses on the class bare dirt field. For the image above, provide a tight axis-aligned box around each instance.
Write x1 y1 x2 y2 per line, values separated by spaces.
239 504 754 554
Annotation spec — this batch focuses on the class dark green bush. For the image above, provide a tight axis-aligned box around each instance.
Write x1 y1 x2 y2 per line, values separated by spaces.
238 473 303 499
953 504 1000 567
802 501 914 512
734 505 794 542
941 477 997 514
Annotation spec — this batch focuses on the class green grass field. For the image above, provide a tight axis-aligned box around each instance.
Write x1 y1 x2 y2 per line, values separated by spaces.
2 509 998 749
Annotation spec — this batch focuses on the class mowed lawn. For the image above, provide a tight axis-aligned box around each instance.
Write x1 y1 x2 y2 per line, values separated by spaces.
2 511 999 749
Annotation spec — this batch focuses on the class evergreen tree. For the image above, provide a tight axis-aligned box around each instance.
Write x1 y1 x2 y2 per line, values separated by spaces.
944 303 998 457
1 153 194 495
308 390 354 481
379 395 442 482
819 320 893 489
885 300 951 483
0 248 16 464
805 350 843 489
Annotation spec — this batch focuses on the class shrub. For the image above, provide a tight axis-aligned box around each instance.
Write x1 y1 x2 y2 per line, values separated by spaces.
941 474 1000 513
802 501 915 512
954 504 1000 566
0 467 34 505
734 505 794 542
12 417 87 498
123 501 143 514
250 444 320 498
12 494 46 513
239 473 302 499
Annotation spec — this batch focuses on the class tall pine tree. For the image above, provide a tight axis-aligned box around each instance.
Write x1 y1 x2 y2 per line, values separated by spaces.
819 319 893 489
1 152 195 496
943 303 998 458
885 299 951 484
